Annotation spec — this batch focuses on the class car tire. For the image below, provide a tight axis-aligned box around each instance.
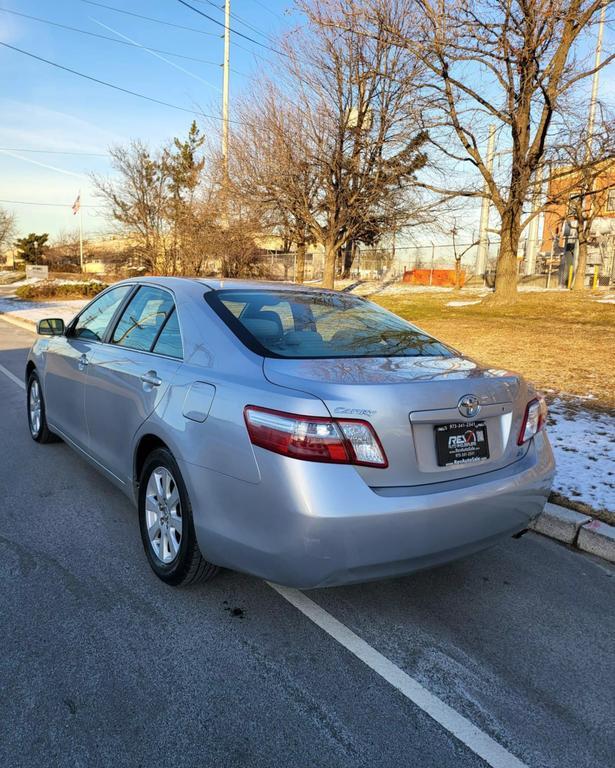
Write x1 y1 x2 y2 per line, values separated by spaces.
138 447 219 586
27 371 59 444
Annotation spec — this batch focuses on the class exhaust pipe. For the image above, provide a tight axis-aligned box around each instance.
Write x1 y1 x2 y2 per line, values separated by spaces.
512 529 529 540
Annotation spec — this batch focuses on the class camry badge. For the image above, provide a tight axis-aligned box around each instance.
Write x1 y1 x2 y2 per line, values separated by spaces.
458 394 481 419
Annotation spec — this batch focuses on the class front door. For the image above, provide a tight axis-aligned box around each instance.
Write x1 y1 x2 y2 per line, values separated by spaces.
84 286 183 482
43 284 133 449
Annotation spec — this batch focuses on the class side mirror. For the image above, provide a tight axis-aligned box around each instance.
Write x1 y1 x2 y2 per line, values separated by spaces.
37 318 65 336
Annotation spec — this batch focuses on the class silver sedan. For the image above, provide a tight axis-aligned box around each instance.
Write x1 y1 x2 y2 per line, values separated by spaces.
26 277 555 588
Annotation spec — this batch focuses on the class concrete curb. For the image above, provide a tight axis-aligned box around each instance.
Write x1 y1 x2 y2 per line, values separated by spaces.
0 312 36 332
529 503 592 544
530 503 615 564
577 519 615 562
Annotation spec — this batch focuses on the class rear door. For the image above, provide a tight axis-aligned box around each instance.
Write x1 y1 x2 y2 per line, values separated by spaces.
84 285 183 482
43 284 133 449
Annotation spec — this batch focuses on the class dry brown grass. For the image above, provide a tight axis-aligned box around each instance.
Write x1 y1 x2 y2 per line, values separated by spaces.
373 290 615 410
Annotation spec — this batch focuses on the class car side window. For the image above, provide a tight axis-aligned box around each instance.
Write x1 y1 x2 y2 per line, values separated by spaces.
111 286 174 352
72 285 132 342
152 309 183 359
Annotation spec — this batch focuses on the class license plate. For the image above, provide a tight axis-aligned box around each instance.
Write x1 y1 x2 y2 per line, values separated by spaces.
434 421 489 467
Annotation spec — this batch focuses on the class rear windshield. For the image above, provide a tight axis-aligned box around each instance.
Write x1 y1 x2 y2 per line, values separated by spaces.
205 289 452 359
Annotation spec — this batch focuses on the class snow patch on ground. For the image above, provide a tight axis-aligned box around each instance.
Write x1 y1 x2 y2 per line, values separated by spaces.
0 297 87 324
446 300 482 307
547 398 615 514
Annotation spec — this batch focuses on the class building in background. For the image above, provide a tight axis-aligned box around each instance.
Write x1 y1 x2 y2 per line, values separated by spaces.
540 163 615 287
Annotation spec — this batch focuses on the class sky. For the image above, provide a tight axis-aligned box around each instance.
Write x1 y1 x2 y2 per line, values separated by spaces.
0 0 297 239
0 1 613 246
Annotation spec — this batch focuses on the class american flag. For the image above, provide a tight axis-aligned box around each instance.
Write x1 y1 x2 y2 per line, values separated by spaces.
72 194 80 215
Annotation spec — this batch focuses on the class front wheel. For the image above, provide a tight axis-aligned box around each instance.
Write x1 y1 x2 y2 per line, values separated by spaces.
27 372 58 443
138 448 219 586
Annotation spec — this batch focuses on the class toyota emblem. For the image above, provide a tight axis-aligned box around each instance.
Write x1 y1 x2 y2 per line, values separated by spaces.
458 394 481 418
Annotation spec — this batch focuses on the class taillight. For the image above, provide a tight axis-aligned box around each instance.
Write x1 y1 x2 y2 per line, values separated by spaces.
517 397 547 445
244 406 388 467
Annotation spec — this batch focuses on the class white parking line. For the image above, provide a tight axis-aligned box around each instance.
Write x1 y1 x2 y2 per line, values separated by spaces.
0 362 25 390
270 583 529 768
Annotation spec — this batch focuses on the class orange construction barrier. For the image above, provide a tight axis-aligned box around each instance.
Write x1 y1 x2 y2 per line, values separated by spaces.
402 268 465 287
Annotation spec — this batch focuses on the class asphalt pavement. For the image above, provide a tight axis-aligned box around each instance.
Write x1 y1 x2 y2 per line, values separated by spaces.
0 318 613 768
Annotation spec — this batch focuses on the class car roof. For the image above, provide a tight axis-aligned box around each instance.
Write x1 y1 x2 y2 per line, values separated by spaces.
122 276 343 295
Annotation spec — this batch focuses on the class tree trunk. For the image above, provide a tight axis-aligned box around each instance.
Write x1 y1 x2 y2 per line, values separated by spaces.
454 258 462 290
322 241 337 289
572 232 588 292
494 209 522 301
341 241 354 278
295 240 306 284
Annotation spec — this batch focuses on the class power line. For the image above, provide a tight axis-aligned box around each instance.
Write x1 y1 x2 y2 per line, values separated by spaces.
193 0 278 43
91 18 222 92
176 0 289 58
250 0 284 20
0 147 108 157
0 42 225 120
80 0 219 37
0 8 223 66
0 41 261 129
0 198 102 208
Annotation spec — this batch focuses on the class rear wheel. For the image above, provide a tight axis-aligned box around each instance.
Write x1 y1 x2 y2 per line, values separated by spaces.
138 448 219 586
27 371 58 443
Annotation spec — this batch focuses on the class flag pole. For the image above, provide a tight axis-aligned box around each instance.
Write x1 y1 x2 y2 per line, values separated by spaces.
78 190 84 273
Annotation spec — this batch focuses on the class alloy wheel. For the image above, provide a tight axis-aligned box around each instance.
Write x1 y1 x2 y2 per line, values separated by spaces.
29 379 42 437
145 467 183 564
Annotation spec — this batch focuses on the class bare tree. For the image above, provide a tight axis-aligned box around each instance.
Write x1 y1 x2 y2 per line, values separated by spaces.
230 87 320 284
450 221 479 289
46 229 82 272
362 0 615 300
232 0 429 289
0 207 16 259
93 141 170 273
93 123 214 275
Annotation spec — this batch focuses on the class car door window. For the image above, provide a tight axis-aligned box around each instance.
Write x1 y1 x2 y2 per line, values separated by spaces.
111 286 174 352
72 285 132 342
152 309 183 359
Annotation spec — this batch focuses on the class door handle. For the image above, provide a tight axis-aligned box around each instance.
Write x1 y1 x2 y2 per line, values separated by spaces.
140 370 162 387
78 353 89 371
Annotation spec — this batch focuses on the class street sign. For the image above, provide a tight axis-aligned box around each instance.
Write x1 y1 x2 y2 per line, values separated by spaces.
25 265 49 278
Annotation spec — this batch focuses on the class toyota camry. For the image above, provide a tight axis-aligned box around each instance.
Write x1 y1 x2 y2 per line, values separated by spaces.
26 278 555 588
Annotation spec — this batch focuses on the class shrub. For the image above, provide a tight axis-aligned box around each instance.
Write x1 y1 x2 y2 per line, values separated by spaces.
15 280 108 300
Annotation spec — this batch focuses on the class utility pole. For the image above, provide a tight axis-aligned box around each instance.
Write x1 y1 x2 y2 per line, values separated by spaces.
475 124 496 279
222 0 231 183
571 1 606 286
79 192 84 272
524 165 543 276
587 1 606 150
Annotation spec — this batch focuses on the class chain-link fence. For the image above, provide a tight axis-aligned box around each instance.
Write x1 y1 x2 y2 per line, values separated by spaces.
267 237 615 288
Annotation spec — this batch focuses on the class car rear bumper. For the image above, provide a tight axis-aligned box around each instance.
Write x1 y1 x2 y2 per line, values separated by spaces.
181 431 555 589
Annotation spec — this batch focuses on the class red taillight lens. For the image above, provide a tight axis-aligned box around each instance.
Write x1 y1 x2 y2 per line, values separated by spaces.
244 406 388 467
517 397 547 445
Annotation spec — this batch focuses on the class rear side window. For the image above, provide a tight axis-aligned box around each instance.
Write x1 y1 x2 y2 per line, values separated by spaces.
205 289 452 359
152 309 183 359
72 285 132 342
112 286 174 352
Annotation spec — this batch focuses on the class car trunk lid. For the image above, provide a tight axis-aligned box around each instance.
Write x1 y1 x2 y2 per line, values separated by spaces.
263 355 532 487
